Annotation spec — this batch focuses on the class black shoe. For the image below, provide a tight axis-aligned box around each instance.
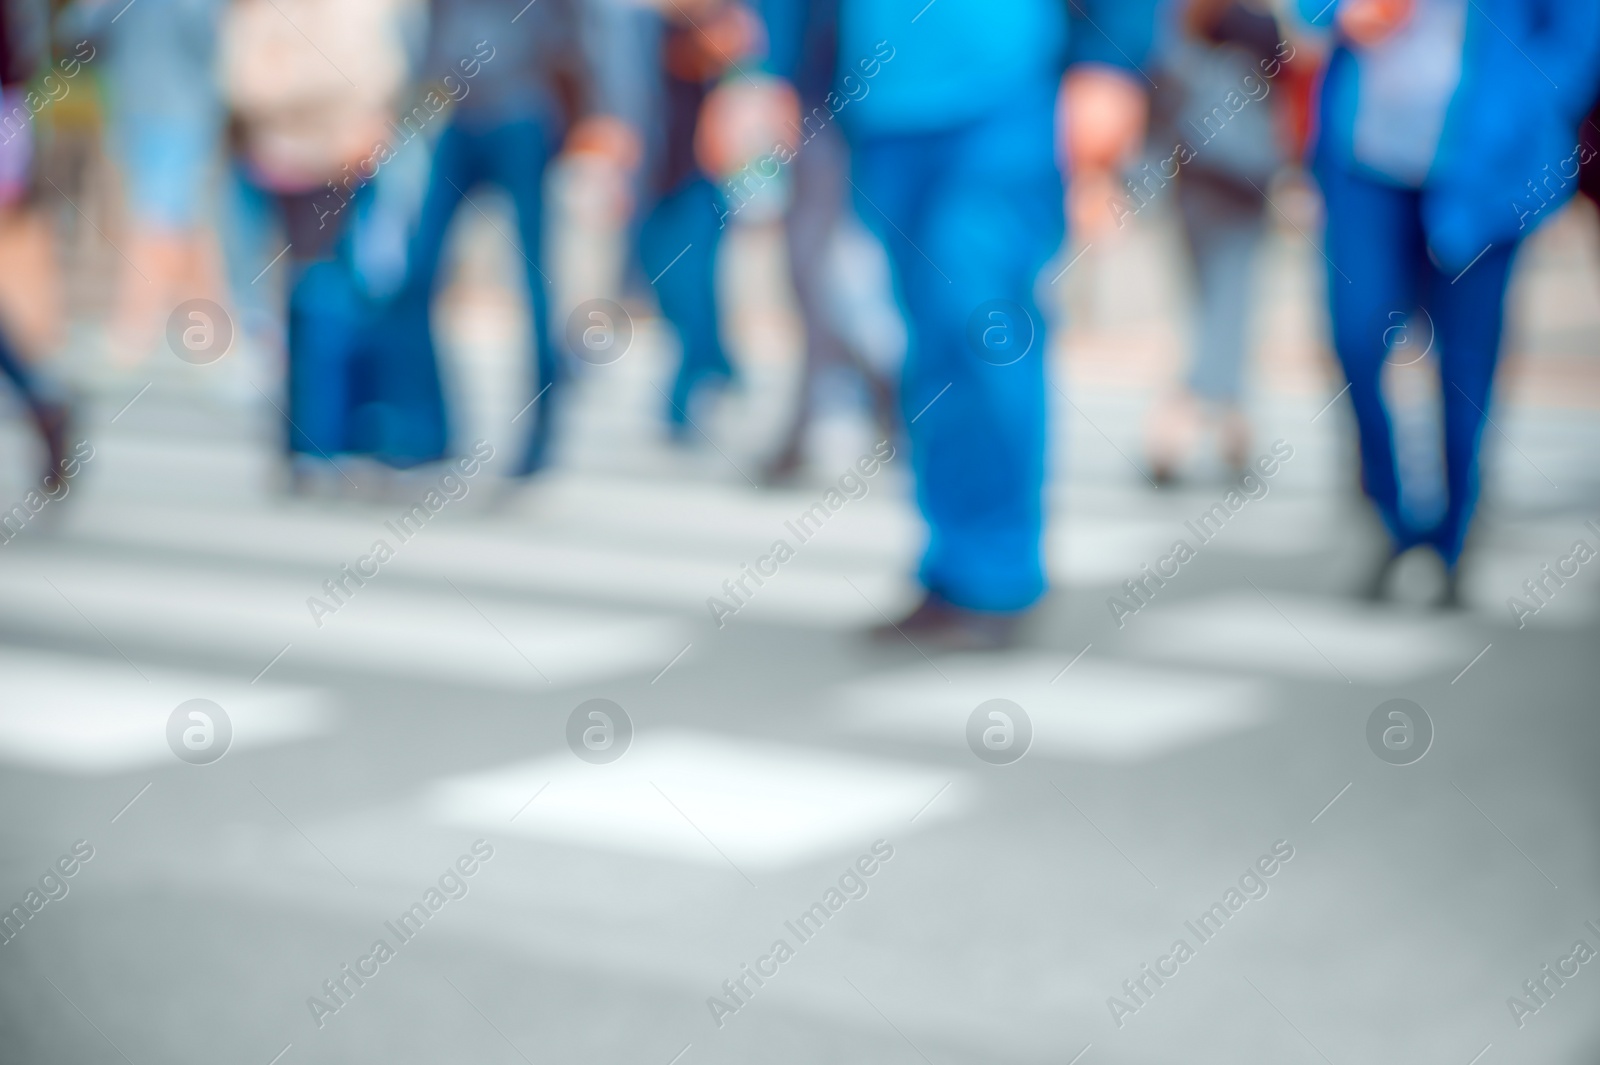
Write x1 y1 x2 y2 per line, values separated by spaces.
1438 564 1464 610
870 592 1021 652
665 367 733 443
760 443 804 487
509 446 552 479
1361 546 1404 602
510 408 556 477
30 399 71 488
869 592 953 641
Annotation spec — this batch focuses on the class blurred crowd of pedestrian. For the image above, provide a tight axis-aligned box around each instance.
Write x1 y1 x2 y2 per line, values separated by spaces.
1 0 1597 647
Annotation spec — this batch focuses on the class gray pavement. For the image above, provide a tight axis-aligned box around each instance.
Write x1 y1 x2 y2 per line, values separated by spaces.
0 199 1598 1065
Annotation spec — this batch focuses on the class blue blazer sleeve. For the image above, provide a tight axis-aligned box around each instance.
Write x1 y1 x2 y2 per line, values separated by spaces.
1521 0 1600 119
1296 0 1338 28
759 0 808 81
1065 0 1159 71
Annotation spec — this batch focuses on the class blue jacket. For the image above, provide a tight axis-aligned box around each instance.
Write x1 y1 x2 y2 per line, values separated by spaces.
1300 0 1600 269
763 0 1158 136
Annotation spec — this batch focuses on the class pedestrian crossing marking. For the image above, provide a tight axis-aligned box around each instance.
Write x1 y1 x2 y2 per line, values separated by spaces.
0 649 330 773
47 497 916 626
0 554 690 690
425 731 967 869
1122 590 1480 683
835 654 1268 761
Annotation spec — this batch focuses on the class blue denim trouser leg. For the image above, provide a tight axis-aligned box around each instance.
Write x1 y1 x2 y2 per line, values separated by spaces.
286 258 366 458
402 114 557 473
851 83 1064 612
640 176 732 424
0 327 44 412
1318 162 1517 564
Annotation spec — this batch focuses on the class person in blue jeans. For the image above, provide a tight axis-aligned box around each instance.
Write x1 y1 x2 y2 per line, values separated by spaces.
635 2 758 439
735 0 1157 648
1299 0 1600 605
398 114 554 471
396 0 639 477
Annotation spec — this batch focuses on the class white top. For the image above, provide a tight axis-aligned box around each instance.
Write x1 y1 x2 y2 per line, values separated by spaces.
1352 0 1469 186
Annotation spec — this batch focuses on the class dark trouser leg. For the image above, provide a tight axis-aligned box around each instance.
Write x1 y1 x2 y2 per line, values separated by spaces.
1318 162 1428 549
278 189 362 460
1424 241 1518 566
482 114 559 476
769 123 884 473
640 177 731 427
377 123 495 467
0 327 43 411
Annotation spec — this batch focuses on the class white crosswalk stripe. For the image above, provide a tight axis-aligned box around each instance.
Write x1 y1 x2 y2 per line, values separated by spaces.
834 653 1269 762
424 731 966 871
42 492 918 626
0 549 689 690
0 648 330 773
1120 590 1482 683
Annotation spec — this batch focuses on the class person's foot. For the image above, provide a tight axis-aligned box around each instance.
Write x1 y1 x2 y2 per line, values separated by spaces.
510 429 553 478
487 471 542 514
1144 391 1201 487
30 399 71 488
287 464 318 498
665 367 733 442
760 442 804 487
286 455 339 499
1438 562 1465 610
870 592 1022 652
1218 405 1251 476
1360 544 1403 602
861 362 899 443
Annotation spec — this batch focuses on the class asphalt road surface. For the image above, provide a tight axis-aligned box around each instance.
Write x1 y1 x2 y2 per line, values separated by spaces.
1 206 1597 1065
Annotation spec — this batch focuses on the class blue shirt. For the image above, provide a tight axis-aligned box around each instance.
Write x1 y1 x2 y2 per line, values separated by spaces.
764 0 1157 136
1351 0 1467 186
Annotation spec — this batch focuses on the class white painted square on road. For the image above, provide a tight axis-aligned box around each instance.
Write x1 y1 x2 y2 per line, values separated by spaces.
835 653 1268 761
424 731 965 870
1121 590 1480 683
0 554 694 691
0 649 331 773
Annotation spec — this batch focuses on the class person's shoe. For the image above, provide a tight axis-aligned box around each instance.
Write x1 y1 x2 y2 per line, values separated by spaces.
286 455 338 499
1144 391 1201 488
665 367 733 444
869 592 955 640
486 472 542 513
860 360 899 443
510 431 553 478
1361 545 1404 602
870 592 1021 652
1218 405 1252 476
760 442 805 487
1438 563 1465 610
30 399 71 488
